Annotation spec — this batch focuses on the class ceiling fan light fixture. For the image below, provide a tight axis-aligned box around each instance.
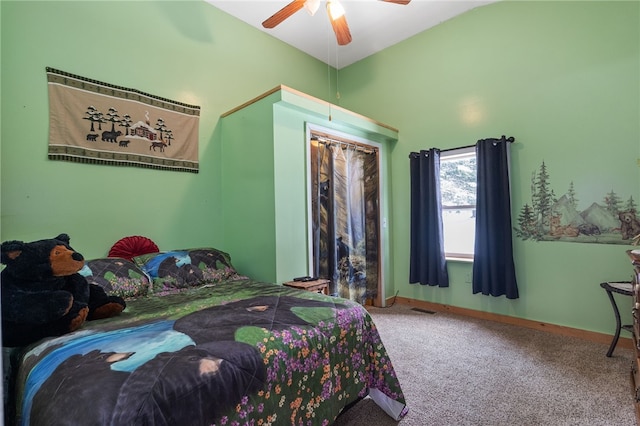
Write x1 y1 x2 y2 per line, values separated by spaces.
304 0 321 16
326 0 346 20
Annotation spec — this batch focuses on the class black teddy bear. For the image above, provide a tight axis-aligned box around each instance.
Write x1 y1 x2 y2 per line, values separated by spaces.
1 233 126 347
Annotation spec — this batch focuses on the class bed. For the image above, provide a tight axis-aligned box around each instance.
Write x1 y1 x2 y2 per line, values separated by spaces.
4 244 407 425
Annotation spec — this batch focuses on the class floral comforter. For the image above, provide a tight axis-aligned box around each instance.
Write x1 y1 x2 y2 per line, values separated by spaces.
9 279 407 425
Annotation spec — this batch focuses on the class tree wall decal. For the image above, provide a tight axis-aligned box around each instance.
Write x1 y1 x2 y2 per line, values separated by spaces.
514 160 639 244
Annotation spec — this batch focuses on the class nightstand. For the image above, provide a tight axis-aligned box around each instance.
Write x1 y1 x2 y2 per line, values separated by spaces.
283 279 330 295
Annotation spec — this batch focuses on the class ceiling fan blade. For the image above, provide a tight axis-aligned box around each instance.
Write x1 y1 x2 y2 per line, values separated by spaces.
327 1 352 45
329 14 352 45
262 0 306 29
380 0 411 4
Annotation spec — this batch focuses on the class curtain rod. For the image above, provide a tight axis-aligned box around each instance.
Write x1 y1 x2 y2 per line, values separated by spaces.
408 135 515 158
311 136 376 155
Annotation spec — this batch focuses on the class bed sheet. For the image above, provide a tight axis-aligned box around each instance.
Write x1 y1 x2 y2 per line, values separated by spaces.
10 279 407 425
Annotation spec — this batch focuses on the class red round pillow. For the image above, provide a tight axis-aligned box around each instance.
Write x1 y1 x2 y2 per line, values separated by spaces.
108 236 159 261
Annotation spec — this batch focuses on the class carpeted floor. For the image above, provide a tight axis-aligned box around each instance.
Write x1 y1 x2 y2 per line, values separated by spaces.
333 303 636 426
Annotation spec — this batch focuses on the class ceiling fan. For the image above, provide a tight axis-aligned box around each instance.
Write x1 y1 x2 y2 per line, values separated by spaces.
262 0 411 46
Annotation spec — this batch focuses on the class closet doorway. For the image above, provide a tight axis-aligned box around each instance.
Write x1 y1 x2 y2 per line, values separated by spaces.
308 127 382 306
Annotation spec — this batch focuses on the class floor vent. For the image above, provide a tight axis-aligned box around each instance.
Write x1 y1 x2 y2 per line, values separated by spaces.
411 307 436 314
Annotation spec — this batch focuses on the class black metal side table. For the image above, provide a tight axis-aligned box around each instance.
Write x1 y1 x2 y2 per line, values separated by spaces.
600 281 634 357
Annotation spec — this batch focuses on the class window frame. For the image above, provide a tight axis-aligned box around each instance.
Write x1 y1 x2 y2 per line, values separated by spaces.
440 146 477 261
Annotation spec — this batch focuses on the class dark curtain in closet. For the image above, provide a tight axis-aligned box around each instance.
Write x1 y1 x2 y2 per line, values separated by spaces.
409 149 449 287
472 137 519 299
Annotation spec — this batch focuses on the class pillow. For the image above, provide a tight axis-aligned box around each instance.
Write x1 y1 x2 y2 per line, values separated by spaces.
132 248 244 294
108 236 159 261
79 257 151 299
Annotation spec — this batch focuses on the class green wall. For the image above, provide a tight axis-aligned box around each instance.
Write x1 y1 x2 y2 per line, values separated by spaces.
338 1 640 334
2 0 639 337
0 0 331 259
218 92 278 282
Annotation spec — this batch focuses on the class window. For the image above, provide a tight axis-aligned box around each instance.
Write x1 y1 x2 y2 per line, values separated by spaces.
440 147 476 259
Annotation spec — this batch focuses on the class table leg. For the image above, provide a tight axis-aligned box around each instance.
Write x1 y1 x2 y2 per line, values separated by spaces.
604 288 622 357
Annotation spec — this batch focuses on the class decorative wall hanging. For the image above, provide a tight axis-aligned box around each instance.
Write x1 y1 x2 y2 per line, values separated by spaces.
46 67 200 173
514 160 639 245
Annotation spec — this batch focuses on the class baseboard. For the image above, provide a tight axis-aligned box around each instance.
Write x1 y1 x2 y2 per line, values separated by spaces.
388 296 634 351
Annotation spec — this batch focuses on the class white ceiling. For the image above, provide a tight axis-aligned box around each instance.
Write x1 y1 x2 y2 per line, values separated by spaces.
205 0 497 69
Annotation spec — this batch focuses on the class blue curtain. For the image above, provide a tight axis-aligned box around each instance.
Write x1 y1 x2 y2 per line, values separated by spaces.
472 137 519 299
409 149 449 287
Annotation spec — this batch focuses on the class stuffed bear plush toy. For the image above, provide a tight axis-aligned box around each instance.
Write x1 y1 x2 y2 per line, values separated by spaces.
1 233 126 347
